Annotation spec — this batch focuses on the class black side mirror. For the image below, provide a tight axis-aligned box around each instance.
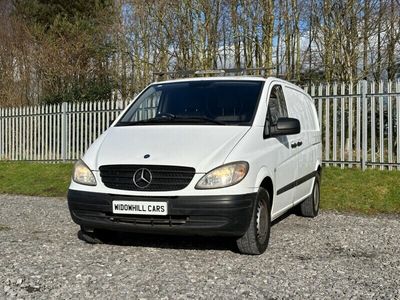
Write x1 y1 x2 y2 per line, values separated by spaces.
270 117 300 136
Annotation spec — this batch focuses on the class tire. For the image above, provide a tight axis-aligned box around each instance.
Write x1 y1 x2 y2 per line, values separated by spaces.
236 187 271 255
77 227 111 244
299 173 320 218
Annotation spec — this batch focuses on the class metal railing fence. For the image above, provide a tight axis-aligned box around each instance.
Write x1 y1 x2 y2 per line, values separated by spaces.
305 80 400 170
0 100 129 162
1 80 400 170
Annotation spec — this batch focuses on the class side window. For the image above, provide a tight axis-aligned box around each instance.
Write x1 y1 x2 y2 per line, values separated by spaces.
265 85 288 137
277 86 288 118
267 85 288 126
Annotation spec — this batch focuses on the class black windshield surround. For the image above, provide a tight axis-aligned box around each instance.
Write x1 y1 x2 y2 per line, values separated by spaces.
116 80 264 126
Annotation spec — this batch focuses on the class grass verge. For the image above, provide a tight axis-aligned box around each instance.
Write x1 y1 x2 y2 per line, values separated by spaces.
0 162 399 214
0 162 73 197
321 167 400 214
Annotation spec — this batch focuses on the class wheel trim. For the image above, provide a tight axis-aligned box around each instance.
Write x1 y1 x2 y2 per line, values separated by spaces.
256 198 268 244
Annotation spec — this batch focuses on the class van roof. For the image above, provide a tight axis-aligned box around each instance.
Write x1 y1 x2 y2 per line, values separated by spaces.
153 76 268 85
152 76 304 92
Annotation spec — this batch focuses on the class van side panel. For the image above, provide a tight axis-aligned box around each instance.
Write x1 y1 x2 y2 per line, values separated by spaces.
283 86 319 202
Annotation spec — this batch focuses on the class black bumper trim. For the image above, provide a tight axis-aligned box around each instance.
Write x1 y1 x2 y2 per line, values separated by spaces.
67 190 256 237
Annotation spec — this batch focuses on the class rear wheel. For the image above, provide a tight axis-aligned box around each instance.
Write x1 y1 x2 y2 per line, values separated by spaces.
299 173 320 218
236 187 271 255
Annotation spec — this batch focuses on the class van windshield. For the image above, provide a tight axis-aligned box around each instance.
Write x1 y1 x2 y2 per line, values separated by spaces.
116 80 264 126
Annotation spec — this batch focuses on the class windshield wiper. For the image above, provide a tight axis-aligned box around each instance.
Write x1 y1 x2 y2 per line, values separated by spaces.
173 116 225 125
116 118 174 126
116 115 225 126
153 113 225 124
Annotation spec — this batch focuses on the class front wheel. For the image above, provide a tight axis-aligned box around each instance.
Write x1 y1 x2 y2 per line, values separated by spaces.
236 187 271 255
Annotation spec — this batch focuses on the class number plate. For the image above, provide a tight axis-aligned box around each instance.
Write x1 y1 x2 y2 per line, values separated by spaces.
112 200 168 216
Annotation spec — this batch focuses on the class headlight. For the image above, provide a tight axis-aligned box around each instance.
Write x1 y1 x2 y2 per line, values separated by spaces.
195 161 249 189
73 160 97 186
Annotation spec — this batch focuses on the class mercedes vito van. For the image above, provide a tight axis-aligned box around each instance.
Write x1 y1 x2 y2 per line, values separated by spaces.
68 76 322 255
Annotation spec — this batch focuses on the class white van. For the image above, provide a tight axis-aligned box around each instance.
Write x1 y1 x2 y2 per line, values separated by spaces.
68 76 322 255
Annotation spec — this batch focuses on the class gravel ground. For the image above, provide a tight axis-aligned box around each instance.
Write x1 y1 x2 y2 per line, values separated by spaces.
0 195 399 299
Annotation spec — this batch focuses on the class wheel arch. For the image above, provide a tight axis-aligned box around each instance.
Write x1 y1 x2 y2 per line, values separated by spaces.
260 176 274 210
316 162 322 176
255 167 274 210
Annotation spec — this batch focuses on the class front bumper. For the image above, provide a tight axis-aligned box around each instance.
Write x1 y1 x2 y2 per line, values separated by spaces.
67 189 256 237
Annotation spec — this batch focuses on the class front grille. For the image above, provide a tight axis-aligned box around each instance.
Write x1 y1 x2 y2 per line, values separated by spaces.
99 165 196 191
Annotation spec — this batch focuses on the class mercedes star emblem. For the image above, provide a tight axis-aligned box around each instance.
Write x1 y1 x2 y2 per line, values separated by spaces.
133 168 152 188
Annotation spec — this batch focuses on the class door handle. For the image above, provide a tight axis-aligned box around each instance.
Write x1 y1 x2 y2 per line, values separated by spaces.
291 142 298 148
297 141 303 147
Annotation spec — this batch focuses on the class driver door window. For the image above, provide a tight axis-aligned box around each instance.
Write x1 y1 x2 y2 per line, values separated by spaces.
265 85 288 137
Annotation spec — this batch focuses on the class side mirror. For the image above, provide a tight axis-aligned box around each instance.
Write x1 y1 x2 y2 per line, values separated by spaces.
270 117 300 136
